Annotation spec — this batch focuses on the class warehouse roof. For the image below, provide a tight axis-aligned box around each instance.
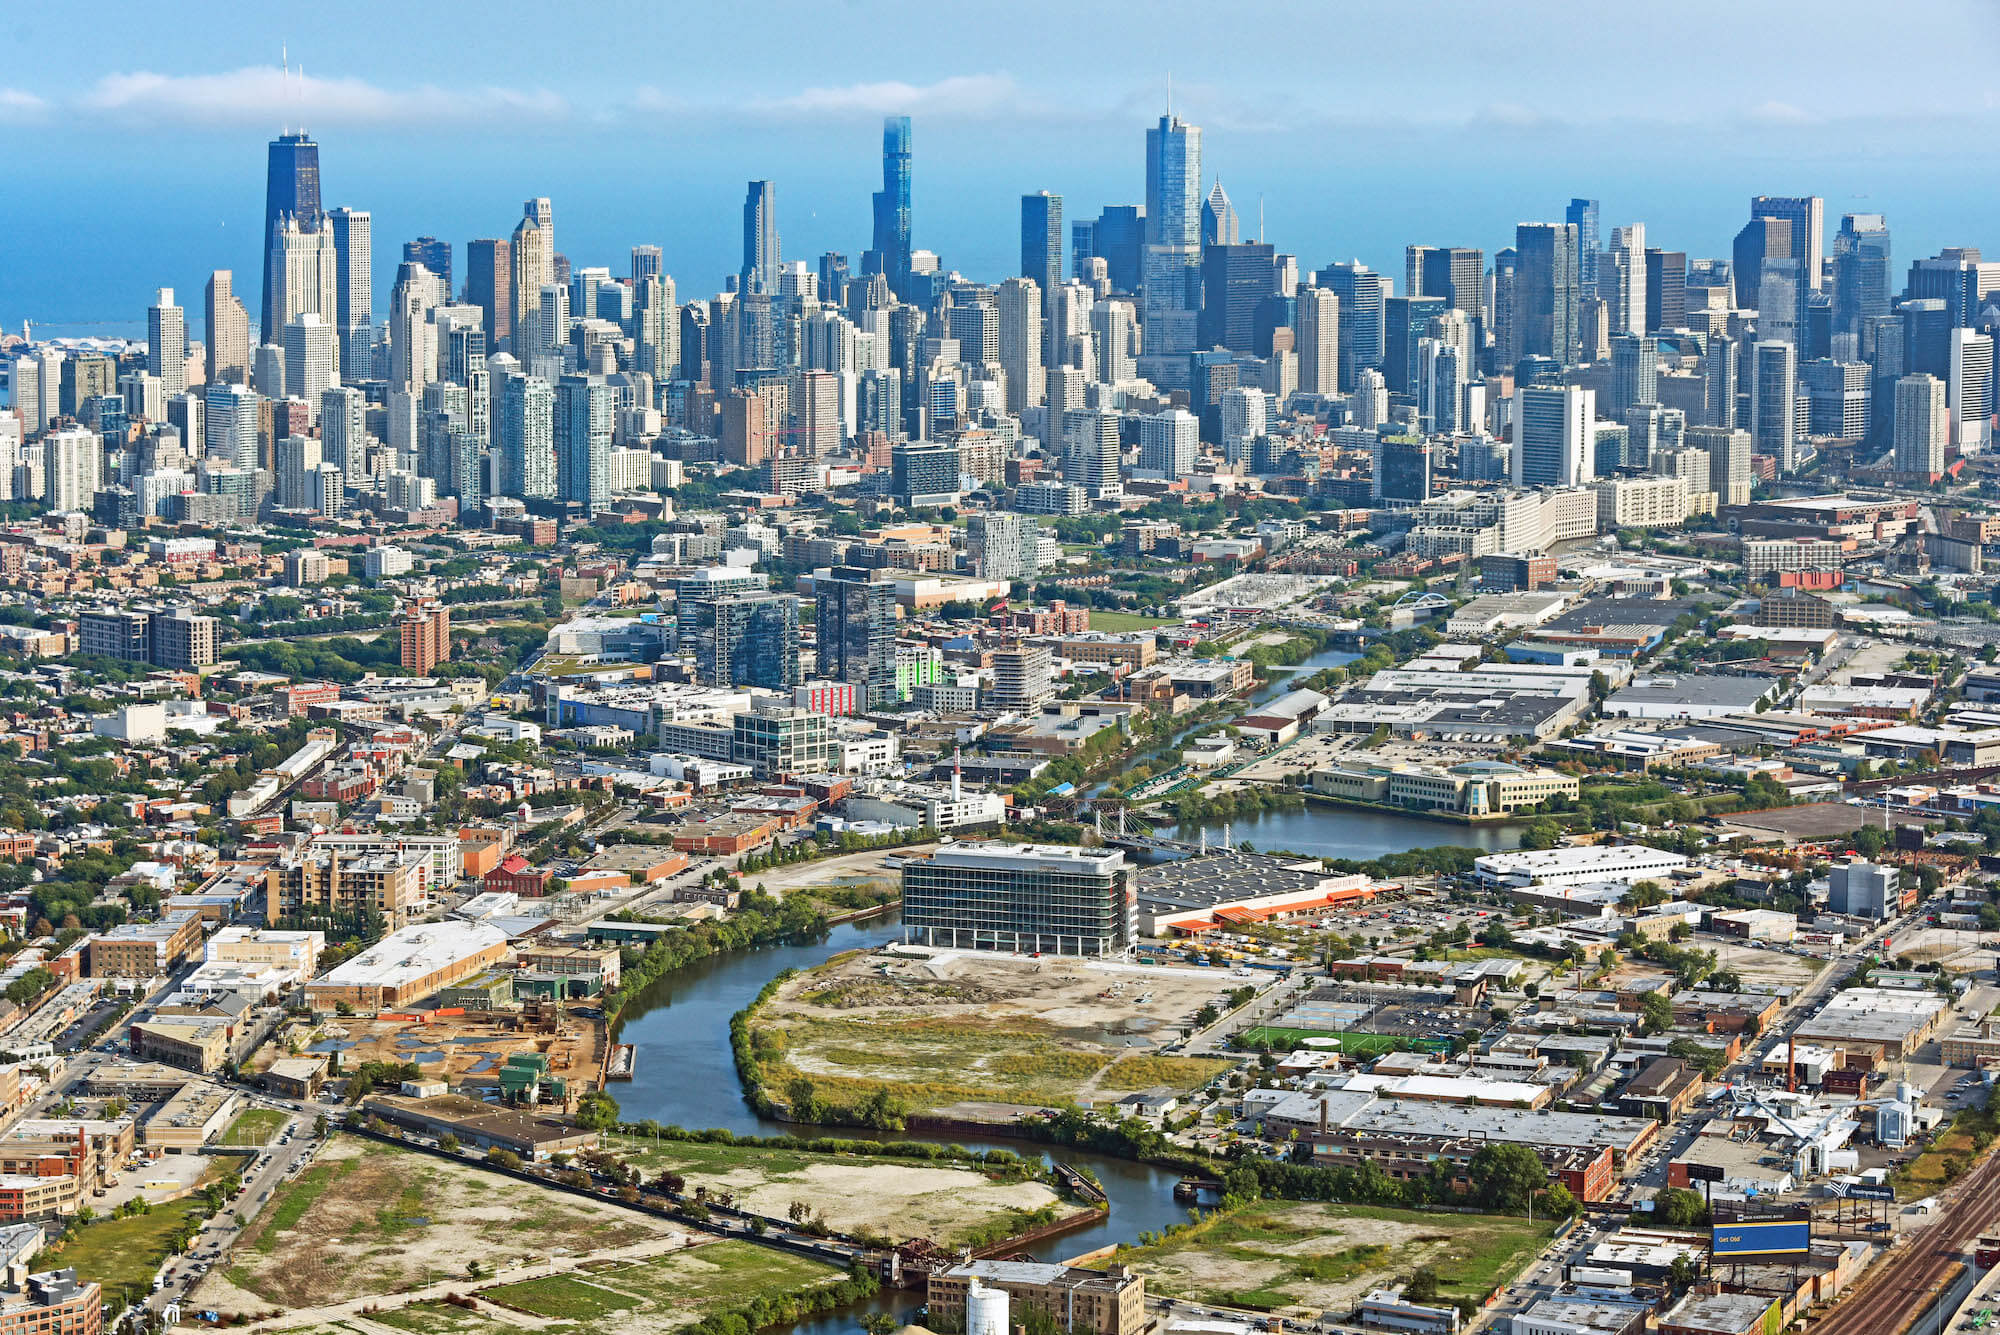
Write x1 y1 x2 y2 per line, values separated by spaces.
316 921 508 990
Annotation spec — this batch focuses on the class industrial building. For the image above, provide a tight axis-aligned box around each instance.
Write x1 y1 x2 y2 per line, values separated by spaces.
928 1261 1146 1335
901 843 1135 957
1792 988 1947 1060
1137 852 1374 935
1473 845 1690 890
303 921 511 1012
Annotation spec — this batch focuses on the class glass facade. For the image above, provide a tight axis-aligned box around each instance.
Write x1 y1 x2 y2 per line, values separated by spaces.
902 846 1135 957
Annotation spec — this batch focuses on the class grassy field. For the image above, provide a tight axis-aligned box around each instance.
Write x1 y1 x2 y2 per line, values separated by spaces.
1895 1105 1997 1198
597 1135 1062 1245
44 1195 213 1306
220 1108 288 1145
1086 612 1179 632
1113 1200 1555 1315
1234 1027 1441 1057
199 1134 670 1314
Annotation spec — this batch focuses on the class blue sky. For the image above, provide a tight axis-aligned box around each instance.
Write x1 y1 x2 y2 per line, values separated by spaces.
4 0 1999 333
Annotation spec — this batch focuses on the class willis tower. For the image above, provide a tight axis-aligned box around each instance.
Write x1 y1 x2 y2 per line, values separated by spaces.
261 131 323 340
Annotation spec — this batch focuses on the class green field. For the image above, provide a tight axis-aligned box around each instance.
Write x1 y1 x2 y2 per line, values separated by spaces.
220 1108 288 1145
1115 1200 1555 1314
45 1195 213 1306
484 1273 639 1320
1086 612 1179 632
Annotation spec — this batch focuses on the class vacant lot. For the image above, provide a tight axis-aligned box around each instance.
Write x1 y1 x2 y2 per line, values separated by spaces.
1086 612 1178 632
602 1134 1064 1245
1113 1200 1555 1316
746 950 1235 1115
193 1135 675 1314
221 1108 289 1146
44 1190 217 1306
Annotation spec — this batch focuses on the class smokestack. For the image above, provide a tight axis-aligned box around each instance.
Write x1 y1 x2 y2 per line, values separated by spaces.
1787 1032 1797 1094
952 746 962 802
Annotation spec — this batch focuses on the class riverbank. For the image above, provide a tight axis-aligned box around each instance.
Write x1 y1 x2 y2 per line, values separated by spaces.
1299 790 1530 826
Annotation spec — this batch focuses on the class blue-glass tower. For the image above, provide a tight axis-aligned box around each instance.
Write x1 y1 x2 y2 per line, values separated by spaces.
872 117 913 299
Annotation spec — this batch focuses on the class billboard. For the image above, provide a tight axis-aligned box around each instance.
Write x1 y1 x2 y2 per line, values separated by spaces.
1711 1219 1811 1257
1686 1163 1725 1183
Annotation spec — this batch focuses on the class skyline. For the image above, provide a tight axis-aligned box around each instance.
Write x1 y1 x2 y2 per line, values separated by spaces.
5 0 2000 332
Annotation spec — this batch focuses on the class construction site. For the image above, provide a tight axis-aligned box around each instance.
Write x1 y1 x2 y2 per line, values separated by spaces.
270 999 610 1100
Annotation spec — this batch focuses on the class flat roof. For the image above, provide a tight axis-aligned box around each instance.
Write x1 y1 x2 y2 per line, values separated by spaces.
316 921 508 989
1138 851 1336 910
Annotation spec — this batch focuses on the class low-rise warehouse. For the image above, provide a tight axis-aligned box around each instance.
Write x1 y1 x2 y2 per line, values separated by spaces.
1137 851 1375 936
304 921 511 1012
1792 987 1947 1060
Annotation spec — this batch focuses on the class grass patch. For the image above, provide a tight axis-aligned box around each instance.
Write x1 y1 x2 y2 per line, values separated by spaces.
248 1160 350 1251
1114 1200 1555 1313
1895 1104 1998 1198
484 1274 639 1320
220 1108 288 1146
44 1196 212 1305
1234 1026 1445 1056
1087 612 1178 632
366 1303 495 1335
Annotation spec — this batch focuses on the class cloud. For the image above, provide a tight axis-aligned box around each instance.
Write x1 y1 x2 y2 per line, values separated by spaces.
0 88 48 121
747 74 1026 120
74 66 567 127
1744 99 1817 126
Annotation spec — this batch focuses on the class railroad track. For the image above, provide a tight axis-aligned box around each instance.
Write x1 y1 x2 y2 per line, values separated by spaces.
1812 1151 2000 1335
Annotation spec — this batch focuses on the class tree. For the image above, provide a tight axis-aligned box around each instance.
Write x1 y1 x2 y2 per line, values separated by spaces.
1403 1265 1442 1304
1467 1142 1546 1212
1652 1187 1709 1227
1640 991 1675 1035
1541 1182 1579 1218
573 1090 619 1130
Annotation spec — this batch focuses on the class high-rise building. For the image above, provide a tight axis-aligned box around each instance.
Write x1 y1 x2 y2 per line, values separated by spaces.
696 593 801 689
327 207 372 375
555 373 611 514
996 277 1044 413
1320 262 1384 392
1373 435 1432 503
511 198 553 354
43 424 100 513
1072 205 1145 295
1566 198 1600 291
387 262 440 394
283 314 337 420
1832 214 1891 342
1607 334 1658 420
1021 191 1063 324
1705 334 1738 430
498 373 555 498
1802 359 1871 439
1605 224 1647 337
1198 243 1277 353
1202 180 1240 247
1751 196 1825 290
720 390 772 467
815 568 897 707
1295 286 1340 397
990 644 1055 713
261 131 322 340
401 236 451 298
1684 426 1750 506
1513 383 1594 488
1139 407 1198 474
1142 112 1202 352
467 238 512 348
742 180 780 293
901 843 1133 957
148 288 186 398
1751 340 1799 471
1515 223 1580 367
872 117 913 298
1645 249 1687 334
399 597 451 675
320 385 365 473
1383 295 1448 396
267 214 338 350
1950 328 1994 452
152 608 218 670
1895 373 1947 477
205 271 250 386
204 382 260 471
1219 386 1268 464
1732 215 1790 310
966 512 1042 580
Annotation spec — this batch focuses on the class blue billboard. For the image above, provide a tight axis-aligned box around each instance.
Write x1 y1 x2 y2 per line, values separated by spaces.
1711 1220 1810 1256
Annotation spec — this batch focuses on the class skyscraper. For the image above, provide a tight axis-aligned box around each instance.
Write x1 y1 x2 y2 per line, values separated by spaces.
43 424 100 513
1021 192 1063 321
1687 425 1751 506
1751 196 1825 290
1895 374 1947 478
1142 112 1202 354
996 277 1044 413
1198 243 1278 354
1202 180 1240 247
742 180 780 293
1607 335 1658 421
204 271 250 386
326 207 373 379
555 373 611 514
261 131 322 339
1320 261 1384 392
283 314 337 420
1515 223 1580 367
697 593 801 689
1645 249 1687 334
148 289 186 398
1950 327 1994 452
1566 199 1600 291
1139 407 1199 474
399 598 451 675
871 117 913 298
816 568 897 708
402 236 452 299
267 215 338 357
1295 286 1340 397
1605 224 1646 337
1832 214 1892 344
1513 383 1594 488
498 373 555 498
467 238 512 349
1751 340 1799 471
511 198 553 354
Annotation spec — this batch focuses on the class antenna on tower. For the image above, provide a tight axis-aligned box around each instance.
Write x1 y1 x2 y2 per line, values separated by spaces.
1167 71 1173 119
281 44 289 134
1259 195 1266 244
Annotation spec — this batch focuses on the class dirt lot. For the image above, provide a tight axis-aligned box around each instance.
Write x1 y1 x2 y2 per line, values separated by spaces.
259 1008 608 1093
1720 802 1932 842
1114 1200 1554 1316
1707 940 1826 991
746 949 1237 1114
1890 926 1996 973
601 1134 1064 1244
195 1135 677 1314
740 843 937 898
